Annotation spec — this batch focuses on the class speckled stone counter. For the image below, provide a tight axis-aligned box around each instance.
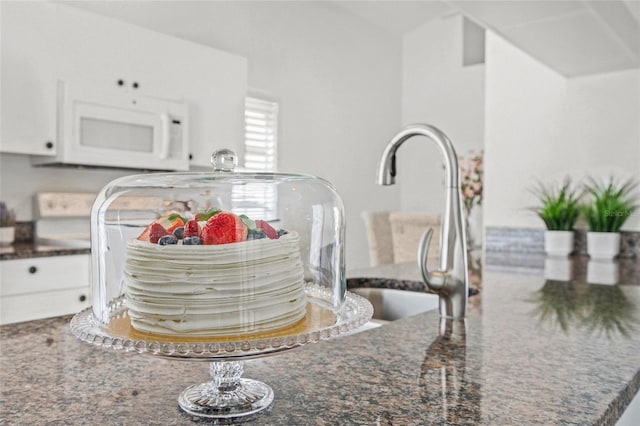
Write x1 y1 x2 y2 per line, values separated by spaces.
0 220 90 260
0 242 90 260
1 260 639 425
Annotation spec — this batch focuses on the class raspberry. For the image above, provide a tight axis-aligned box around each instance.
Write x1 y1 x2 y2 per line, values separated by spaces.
183 219 201 238
255 220 278 239
148 223 171 244
202 212 248 245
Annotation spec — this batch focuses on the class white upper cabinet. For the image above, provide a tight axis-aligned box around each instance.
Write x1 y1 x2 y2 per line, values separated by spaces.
1 1 58 156
55 5 184 101
1 2 248 167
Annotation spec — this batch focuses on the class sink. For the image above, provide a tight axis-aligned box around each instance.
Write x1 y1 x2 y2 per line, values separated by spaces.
351 287 439 323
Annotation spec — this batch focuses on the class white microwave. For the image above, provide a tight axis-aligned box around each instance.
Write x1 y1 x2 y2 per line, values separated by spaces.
33 81 189 170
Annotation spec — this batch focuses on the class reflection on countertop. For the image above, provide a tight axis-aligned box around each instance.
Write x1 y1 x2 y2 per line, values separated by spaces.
530 279 638 338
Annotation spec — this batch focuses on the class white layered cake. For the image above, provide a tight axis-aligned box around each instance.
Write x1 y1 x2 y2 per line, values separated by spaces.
124 232 307 336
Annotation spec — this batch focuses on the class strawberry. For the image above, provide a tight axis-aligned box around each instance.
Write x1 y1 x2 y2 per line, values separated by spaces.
166 217 184 233
148 222 171 244
183 219 201 238
137 223 153 241
202 212 247 245
138 217 182 242
255 219 278 239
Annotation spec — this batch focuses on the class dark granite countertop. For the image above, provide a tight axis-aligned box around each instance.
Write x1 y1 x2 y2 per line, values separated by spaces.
0 242 90 261
1 257 639 425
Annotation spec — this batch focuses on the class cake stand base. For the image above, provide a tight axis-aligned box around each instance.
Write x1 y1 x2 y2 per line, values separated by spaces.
178 361 273 419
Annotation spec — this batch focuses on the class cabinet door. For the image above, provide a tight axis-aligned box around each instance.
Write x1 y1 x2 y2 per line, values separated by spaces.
0 254 90 324
56 4 183 101
1 287 89 325
0 1 58 156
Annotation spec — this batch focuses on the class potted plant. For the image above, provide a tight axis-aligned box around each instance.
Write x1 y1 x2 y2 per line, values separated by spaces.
531 178 581 257
0 202 16 246
582 177 638 260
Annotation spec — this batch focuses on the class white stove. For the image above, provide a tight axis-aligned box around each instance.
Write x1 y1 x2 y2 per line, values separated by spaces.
34 192 95 248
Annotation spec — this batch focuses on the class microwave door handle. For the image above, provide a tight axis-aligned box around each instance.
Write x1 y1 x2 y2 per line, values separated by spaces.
158 113 170 159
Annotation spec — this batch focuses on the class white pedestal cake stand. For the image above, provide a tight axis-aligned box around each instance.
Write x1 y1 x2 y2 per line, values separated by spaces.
70 283 373 420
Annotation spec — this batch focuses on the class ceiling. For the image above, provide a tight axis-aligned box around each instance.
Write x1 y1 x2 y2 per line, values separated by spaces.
334 0 640 77
62 0 640 78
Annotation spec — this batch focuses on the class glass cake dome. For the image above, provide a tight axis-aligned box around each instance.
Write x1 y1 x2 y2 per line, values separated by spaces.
73 149 372 420
89 149 348 331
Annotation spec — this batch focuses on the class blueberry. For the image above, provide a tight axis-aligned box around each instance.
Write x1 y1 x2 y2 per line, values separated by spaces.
158 235 178 245
183 236 202 245
277 229 289 237
173 226 184 239
247 229 266 240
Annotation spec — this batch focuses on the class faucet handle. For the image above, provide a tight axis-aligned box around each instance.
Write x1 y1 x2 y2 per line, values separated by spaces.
418 228 447 290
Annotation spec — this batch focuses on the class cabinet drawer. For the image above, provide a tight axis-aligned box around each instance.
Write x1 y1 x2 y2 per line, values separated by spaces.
0 255 90 296
0 286 90 324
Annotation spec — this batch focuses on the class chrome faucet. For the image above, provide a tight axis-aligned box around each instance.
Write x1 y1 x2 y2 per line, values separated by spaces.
376 124 469 322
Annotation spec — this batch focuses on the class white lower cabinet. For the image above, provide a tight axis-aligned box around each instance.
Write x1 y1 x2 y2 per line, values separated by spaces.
0 254 90 324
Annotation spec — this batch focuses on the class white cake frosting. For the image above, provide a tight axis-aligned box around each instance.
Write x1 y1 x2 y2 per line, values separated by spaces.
124 231 307 336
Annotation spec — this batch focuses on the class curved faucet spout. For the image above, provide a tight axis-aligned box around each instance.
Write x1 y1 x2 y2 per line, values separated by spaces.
376 124 469 320
377 125 459 189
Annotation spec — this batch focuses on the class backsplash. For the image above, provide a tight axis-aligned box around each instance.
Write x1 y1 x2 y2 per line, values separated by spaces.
485 227 640 259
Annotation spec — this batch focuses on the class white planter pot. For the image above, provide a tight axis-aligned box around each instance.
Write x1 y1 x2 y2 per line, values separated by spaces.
544 230 574 257
0 227 15 246
586 232 621 260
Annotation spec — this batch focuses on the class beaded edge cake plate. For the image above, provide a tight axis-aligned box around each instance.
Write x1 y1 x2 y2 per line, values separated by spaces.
70 282 373 361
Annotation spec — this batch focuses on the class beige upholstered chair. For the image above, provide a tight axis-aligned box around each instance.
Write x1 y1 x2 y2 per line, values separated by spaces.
361 211 394 267
362 211 441 266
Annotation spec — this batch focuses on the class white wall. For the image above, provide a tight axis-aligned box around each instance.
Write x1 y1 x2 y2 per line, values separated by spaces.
484 31 640 231
401 14 485 213
0 1 403 268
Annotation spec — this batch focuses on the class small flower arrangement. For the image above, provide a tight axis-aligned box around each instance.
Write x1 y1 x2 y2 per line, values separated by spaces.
530 178 582 231
0 202 16 228
582 177 638 233
458 150 483 214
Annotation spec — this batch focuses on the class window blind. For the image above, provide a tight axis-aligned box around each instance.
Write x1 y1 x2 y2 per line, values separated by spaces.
243 97 278 171
233 96 279 220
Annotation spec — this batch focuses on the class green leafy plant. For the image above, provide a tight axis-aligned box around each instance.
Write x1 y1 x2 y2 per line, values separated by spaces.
530 178 582 231
582 177 638 233
0 202 16 228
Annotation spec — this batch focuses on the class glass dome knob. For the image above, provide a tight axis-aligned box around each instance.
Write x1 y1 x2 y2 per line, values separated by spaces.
211 149 238 172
